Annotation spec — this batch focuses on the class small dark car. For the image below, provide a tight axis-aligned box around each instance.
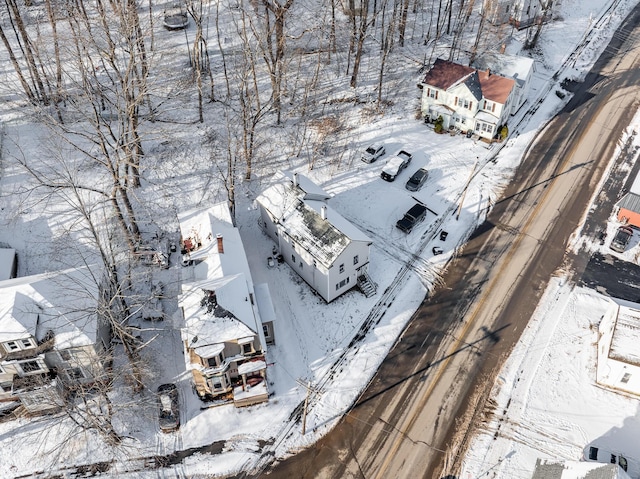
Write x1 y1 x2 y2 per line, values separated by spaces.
610 226 633 253
157 383 180 432
405 167 429 192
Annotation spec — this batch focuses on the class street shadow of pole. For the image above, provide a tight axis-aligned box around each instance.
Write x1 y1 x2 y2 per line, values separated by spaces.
353 324 511 409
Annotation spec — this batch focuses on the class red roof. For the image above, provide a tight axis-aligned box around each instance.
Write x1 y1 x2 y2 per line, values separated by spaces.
422 58 515 105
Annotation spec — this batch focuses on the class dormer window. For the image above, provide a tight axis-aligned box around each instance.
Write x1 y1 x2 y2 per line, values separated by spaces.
3 338 35 353
4 341 20 352
242 343 253 355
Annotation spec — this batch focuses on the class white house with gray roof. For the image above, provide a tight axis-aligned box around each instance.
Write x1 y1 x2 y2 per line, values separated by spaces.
256 171 375 303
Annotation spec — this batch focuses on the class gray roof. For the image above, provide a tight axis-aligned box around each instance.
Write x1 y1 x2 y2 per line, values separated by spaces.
616 192 640 213
463 71 483 101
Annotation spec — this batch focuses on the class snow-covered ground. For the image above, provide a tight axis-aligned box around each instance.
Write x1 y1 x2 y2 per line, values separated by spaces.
0 0 639 478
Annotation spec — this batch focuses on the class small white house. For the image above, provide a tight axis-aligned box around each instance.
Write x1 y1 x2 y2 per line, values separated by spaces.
256 171 375 303
420 58 516 140
0 267 110 413
178 203 273 407
472 53 535 112
531 459 632 479
597 299 640 397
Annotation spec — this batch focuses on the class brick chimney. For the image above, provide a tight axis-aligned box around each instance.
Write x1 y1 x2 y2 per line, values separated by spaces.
216 234 224 253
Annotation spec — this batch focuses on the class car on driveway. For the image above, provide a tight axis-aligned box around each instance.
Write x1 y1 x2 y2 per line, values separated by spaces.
361 143 386 163
405 167 429 191
157 383 180 432
396 203 427 233
610 225 633 253
381 150 412 182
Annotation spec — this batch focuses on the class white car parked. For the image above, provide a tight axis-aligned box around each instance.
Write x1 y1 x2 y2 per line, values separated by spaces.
361 143 386 163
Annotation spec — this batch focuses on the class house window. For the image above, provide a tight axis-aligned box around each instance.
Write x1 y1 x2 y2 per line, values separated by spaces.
242 343 253 355
299 261 303 269
611 454 617 464
487 125 493 133
291 254 296 262
212 377 225 390
64 368 86 381
339 263 344 273
353 255 359 265
20 339 33 349
262 323 273 343
475 123 481 131
428 89 437 99
58 350 72 362
621 373 631 383
18 359 46 375
336 277 351 290
588 447 598 460
4 341 20 352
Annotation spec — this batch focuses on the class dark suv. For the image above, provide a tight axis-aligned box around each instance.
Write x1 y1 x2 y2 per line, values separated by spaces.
405 167 429 192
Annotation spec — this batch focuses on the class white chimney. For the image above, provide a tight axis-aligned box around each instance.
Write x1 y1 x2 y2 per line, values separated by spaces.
321 205 327 220
293 172 299 187
216 234 224 253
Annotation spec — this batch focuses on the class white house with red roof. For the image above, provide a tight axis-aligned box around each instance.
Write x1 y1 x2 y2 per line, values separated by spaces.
420 58 516 140
178 203 273 407
256 171 375 303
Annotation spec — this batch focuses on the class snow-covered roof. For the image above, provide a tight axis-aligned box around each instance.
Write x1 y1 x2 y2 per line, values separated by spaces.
0 248 16 281
237 359 266 375
476 110 500 123
178 203 267 352
257 171 372 269
532 459 631 479
254 283 276 325
608 305 640 366
0 267 100 349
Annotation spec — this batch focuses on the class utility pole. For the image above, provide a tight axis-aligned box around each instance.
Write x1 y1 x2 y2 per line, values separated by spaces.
456 159 478 220
297 379 320 435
